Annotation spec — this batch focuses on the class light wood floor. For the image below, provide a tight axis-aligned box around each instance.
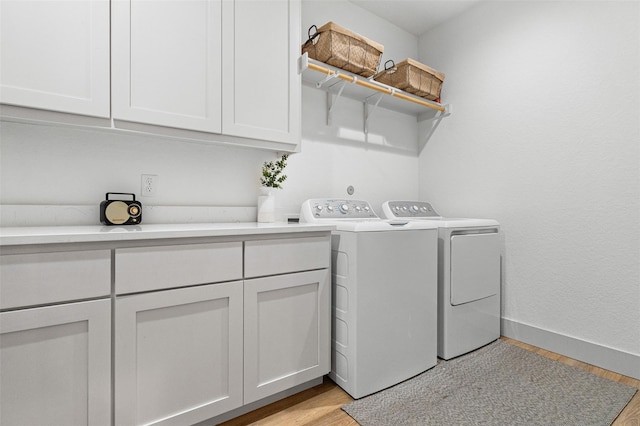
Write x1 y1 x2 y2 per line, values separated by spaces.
220 337 640 426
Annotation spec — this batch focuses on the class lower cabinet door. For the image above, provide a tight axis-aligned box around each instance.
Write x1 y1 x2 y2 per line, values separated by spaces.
244 269 330 404
0 299 111 426
115 281 243 426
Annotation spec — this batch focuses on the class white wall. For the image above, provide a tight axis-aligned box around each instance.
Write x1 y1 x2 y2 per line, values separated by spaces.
0 0 420 225
418 0 640 373
0 122 267 207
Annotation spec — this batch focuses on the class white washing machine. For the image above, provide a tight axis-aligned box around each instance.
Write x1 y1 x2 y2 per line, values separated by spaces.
300 199 438 399
382 200 501 360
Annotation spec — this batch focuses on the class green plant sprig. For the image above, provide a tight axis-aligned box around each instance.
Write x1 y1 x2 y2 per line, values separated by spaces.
260 154 288 189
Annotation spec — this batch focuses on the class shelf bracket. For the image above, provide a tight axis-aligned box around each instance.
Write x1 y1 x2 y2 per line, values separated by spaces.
326 80 347 126
363 92 385 134
419 104 452 151
316 71 339 89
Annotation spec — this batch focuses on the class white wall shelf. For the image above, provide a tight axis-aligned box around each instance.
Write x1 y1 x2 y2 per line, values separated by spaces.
298 52 451 144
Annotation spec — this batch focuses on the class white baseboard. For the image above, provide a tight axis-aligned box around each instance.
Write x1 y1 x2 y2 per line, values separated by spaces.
502 318 640 380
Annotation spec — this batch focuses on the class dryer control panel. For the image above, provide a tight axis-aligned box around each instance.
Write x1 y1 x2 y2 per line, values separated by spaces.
382 201 440 218
300 199 379 221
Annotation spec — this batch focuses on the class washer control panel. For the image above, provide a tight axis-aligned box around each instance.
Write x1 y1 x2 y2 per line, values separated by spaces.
301 199 379 221
382 201 440 218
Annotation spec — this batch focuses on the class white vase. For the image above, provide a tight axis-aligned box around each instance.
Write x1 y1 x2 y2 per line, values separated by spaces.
257 188 276 223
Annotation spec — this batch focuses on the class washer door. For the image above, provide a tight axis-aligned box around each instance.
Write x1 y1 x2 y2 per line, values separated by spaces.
450 232 500 306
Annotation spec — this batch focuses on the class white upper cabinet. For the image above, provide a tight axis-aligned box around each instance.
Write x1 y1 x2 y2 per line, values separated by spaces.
2 0 301 150
112 0 300 146
111 0 223 133
0 0 110 117
222 0 301 144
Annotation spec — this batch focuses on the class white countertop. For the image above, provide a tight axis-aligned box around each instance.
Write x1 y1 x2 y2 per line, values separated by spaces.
0 222 335 246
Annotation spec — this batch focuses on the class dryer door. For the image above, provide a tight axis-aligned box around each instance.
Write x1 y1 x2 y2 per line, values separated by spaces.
450 232 500 306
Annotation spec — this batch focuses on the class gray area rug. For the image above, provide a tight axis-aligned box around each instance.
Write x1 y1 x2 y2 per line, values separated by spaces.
342 340 637 426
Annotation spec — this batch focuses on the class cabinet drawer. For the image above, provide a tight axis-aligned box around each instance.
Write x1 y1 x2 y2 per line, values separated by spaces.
115 242 242 294
0 250 111 310
244 235 330 278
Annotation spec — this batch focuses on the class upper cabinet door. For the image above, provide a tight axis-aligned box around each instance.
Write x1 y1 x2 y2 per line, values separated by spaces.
112 0 223 133
222 0 301 145
0 0 110 118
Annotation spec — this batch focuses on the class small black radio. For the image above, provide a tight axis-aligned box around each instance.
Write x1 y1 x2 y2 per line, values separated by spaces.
100 192 142 225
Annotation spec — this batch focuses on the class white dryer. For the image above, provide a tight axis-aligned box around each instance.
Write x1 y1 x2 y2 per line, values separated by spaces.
382 201 501 360
301 199 438 398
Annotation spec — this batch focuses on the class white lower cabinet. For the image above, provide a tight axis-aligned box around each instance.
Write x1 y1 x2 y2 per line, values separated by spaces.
115 281 244 426
113 235 331 424
114 269 329 425
0 232 331 426
0 299 111 426
244 269 330 404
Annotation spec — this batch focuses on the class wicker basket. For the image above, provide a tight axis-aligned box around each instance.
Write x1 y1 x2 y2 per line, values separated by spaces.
374 59 445 101
302 22 384 78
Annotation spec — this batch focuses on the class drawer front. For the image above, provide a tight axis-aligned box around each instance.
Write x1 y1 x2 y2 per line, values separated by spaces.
0 250 111 310
244 235 330 278
115 242 242 294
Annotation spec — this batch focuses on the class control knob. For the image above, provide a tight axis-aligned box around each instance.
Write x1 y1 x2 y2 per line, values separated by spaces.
339 204 350 214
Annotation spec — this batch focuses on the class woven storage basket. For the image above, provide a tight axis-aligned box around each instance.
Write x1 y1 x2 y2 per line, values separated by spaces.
302 22 383 78
374 58 445 101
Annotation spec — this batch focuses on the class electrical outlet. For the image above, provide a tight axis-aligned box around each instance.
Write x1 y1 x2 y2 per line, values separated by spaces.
141 174 158 196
